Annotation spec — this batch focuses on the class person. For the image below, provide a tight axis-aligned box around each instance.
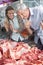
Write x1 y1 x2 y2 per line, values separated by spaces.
37 21 43 50
17 3 33 42
29 5 43 47
4 6 32 42
17 4 43 48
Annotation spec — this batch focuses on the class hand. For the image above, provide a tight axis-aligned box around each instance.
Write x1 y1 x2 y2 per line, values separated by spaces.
10 24 18 33
17 10 23 19
28 28 33 35
24 20 31 28
24 20 33 35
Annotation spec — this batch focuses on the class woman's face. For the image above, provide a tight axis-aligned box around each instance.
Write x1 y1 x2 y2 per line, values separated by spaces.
17 8 30 19
7 10 14 20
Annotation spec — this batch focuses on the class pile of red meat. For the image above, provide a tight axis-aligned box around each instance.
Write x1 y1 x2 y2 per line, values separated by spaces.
0 39 43 65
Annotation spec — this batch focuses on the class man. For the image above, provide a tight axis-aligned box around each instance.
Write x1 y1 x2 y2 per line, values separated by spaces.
17 4 43 48
17 3 33 42
29 5 43 48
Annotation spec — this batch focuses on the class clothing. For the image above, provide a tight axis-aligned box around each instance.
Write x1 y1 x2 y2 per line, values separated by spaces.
36 38 43 50
29 5 43 43
37 26 43 45
8 16 27 42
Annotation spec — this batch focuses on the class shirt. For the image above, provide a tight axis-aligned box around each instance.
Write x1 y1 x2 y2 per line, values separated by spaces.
37 27 43 45
9 16 25 41
29 5 43 30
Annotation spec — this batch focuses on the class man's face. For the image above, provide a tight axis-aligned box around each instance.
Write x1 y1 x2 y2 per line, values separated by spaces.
7 10 14 20
17 8 30 19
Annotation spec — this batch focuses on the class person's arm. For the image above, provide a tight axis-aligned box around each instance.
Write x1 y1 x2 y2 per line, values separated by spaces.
4 21 18 33
9 24 18 33
24 20 33 35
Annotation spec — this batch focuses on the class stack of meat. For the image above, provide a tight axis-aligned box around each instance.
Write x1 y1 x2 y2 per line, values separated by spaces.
0 39 43 65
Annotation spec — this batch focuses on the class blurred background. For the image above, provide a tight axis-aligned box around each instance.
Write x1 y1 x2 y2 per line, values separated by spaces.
0 0 43 7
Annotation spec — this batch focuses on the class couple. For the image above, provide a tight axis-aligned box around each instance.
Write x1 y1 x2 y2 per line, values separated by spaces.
4 4 32 42
3 4 43 49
